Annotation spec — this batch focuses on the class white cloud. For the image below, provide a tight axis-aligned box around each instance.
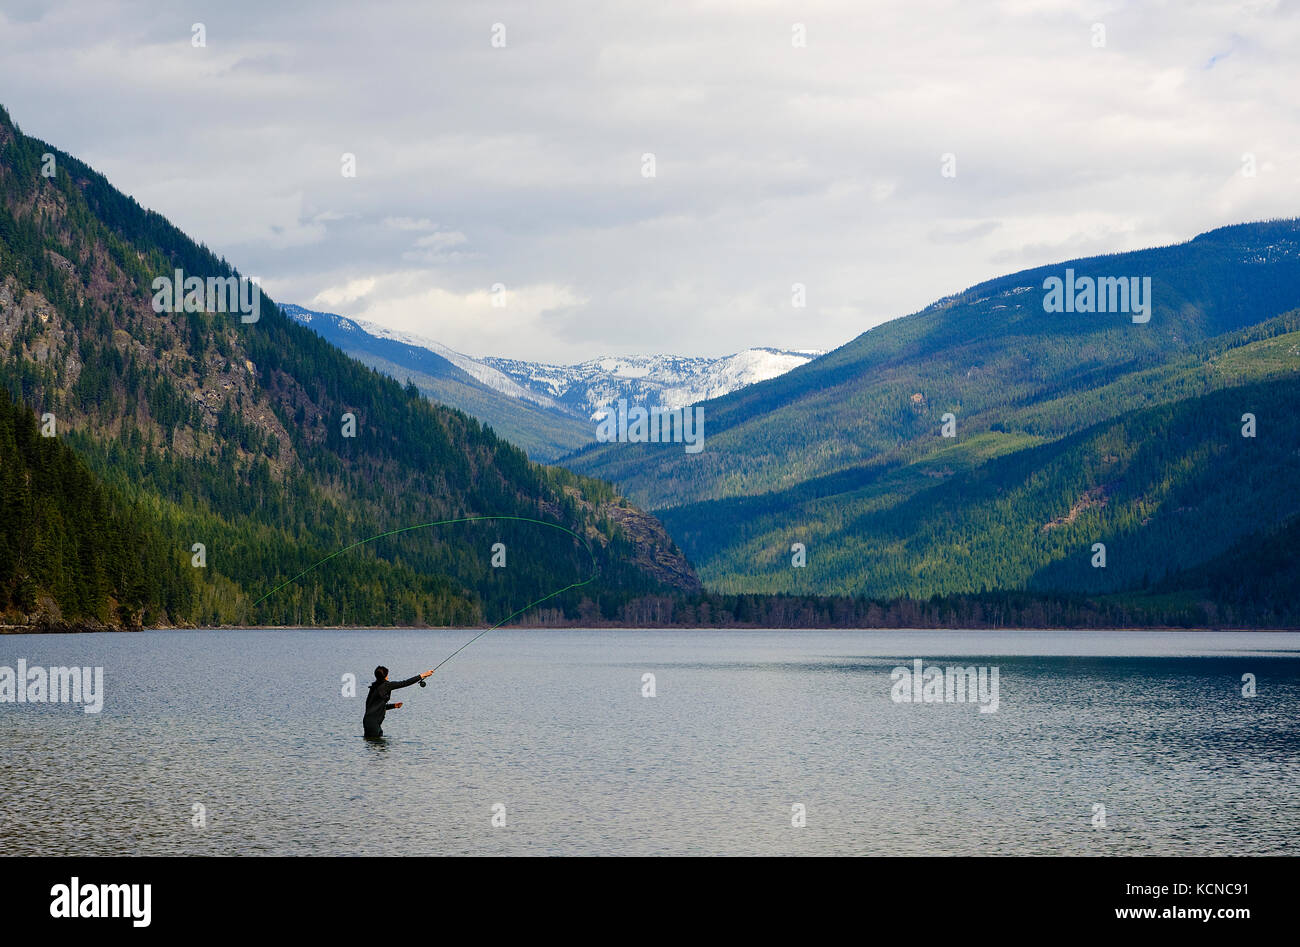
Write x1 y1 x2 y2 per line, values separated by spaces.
2 0 1298 361
313 278 377 308
383 217 437 231
348 279 589 357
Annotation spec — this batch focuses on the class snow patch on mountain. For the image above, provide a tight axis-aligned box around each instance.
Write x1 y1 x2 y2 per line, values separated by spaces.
284 303 820 422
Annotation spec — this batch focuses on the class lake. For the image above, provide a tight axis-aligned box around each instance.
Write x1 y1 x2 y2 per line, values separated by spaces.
2 629 1297 856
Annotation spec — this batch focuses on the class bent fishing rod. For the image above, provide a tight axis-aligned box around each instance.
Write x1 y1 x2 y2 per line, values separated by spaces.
416 567 596 685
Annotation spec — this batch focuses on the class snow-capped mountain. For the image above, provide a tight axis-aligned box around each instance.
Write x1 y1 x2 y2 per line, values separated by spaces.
481 349 822 420
355 322 821 420
283 302 820 459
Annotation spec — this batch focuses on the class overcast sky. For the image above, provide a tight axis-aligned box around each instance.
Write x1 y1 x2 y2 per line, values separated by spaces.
1 0 1296 361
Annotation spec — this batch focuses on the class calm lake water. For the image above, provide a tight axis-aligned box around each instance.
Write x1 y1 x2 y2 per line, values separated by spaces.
2 629 1297 856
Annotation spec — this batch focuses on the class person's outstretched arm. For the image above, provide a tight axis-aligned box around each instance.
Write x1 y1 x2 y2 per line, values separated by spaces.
391 669 435 690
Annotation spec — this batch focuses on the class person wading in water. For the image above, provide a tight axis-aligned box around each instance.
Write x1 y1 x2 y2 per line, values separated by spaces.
364 666 434 738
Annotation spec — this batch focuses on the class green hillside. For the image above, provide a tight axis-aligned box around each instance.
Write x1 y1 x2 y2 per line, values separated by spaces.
661 370 1299 598
0 103 697 628
563 221 1300 601
0 386 195 627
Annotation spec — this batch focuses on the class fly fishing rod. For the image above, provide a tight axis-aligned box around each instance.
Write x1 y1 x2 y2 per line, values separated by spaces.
419 565 597 683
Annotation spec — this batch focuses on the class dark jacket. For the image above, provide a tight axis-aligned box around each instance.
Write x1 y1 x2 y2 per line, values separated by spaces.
363 675 422 736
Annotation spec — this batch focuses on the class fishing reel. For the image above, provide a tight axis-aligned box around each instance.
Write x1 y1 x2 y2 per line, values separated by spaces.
419 679 427 687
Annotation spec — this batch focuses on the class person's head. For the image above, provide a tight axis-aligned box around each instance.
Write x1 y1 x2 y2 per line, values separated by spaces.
374 666 388 681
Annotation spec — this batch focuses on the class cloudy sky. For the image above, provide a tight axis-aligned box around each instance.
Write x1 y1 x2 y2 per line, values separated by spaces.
1 0 1296 361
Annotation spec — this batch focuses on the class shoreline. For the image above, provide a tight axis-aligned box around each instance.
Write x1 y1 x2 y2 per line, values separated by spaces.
3 623 1297 634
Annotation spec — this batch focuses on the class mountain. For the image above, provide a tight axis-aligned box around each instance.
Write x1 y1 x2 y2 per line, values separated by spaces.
282 303 819 460
5 92 1297 629
280 304 592 461
481 348 822 420
562 219 1300 600
0 102 698 630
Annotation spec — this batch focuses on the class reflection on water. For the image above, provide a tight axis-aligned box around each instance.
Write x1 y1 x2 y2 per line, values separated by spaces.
1 629 1297 855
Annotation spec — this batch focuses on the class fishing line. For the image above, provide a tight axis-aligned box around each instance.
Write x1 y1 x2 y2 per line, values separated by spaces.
252 514 598 674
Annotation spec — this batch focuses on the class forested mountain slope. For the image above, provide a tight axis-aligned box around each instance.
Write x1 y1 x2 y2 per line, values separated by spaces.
0 103 697 628
0 386 194 628
661 366 1300 597
564 219 1300 599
